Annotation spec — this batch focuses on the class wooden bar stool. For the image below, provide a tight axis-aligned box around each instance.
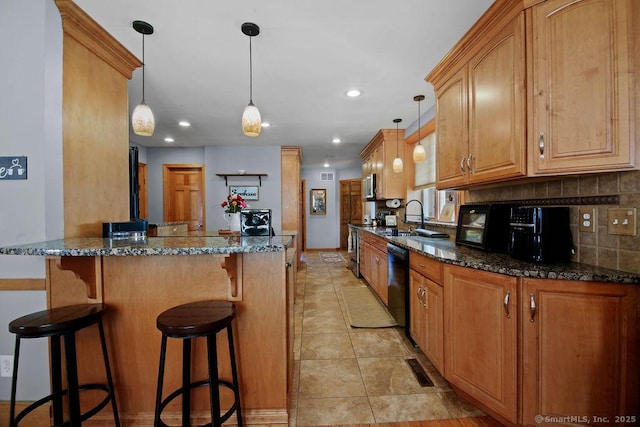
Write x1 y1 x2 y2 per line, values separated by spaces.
154 300 242 427
8 303 120 427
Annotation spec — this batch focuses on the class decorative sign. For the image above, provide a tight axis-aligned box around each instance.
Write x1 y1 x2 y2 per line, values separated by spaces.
0 157 27 180
229 185 259 201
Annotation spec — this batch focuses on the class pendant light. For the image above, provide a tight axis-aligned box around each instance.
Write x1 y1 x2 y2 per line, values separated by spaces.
392 118 403 173
241 22 261 137
412 95 426 163
131 20 155 136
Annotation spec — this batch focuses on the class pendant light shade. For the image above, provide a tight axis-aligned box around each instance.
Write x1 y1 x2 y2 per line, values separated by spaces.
242 22 261 137
393 118 403 173
132 20 155 136
412 95 426 163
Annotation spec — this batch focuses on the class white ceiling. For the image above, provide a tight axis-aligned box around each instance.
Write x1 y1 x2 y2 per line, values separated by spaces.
74 0 493 169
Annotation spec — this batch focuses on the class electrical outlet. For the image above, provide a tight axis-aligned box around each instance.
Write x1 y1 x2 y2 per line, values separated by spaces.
579 207 596 233
0 355 14 377
608 208 637 236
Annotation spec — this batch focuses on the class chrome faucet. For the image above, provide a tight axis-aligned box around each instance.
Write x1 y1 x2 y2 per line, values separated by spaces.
404 199 425 230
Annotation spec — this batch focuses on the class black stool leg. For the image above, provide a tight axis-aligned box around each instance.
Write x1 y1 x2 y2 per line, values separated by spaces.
227 324 242 427
206 334 221 426
50 335 64 426
9 337 20 427
97 318 120 427
63 332 81 426
182 338 192 427
154 334 168 427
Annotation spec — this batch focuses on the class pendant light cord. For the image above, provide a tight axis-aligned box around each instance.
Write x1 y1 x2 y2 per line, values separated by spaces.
141 33 146 103
249 35 253 104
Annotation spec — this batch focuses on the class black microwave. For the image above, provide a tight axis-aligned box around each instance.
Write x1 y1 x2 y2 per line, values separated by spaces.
455 204 511 252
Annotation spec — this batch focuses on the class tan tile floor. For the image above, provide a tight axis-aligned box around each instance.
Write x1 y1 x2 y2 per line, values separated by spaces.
289 251 486 426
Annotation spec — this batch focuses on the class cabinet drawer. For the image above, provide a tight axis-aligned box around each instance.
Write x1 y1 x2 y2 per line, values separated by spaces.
369 235 388 253
410 253 443 284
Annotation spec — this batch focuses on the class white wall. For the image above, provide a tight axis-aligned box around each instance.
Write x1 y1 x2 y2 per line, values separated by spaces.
0 0 63 400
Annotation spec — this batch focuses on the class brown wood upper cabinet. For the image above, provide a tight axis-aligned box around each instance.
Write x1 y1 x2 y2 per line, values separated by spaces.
428 3 526 189
428 0 639 189
527 0 638 175
360 129 406 199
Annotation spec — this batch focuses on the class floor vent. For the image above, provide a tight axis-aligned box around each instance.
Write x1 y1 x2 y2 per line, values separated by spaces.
406 358 434 387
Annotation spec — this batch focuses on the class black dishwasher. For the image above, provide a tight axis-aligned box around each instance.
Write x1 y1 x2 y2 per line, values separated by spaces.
387 243 409 335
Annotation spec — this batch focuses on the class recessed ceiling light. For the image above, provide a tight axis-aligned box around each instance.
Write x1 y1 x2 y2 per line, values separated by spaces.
346 89 361 97
261 122 271 128
323 161 330 168
332 138 341 144
178 121 190 127
164 137 175 143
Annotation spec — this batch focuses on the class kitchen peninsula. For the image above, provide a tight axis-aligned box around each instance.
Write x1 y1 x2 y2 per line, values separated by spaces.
0 234 296 426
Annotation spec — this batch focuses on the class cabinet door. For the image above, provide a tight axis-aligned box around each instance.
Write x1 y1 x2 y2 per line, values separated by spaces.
521 279 639 425
360 242 371 284
423 278 443 374
529 0 635 174
436 67 469 188
444 265 518 423
468 13 526 184
409 269 427 350
369 248 389 305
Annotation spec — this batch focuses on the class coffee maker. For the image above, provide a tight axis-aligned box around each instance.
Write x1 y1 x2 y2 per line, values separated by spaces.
508 206 574 263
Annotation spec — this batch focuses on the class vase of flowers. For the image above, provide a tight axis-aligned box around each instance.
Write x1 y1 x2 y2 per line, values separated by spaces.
221 193 247 232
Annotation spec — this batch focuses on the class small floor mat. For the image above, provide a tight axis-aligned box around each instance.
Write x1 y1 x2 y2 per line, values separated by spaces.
406 358 434 387
341 286 398 328
320 252 347 263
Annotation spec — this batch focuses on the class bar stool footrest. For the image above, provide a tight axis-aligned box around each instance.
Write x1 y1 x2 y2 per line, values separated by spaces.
13 383 114 427
156 379 240 427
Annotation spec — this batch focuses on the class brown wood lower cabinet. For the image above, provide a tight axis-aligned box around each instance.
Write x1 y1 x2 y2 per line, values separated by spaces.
521 278 639 426
443 264 518 424
360 232 388 304
409 268 443 374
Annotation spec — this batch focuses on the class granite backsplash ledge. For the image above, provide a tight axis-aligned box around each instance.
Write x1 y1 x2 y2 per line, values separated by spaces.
465 169 640 275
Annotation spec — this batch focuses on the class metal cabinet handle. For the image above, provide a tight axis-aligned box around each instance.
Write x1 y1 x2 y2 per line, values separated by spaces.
420 287 427 308
467 153 474 173
418 263 428 270
538 131 545 159
375 256 379 263
460 156 466 173
503 290 511 319
529 293 537 322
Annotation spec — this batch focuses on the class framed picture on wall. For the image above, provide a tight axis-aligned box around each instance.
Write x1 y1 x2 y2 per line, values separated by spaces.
310 189 326 215
229 185 259 201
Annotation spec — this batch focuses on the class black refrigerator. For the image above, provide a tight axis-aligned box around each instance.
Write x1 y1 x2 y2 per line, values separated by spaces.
129 146 140 220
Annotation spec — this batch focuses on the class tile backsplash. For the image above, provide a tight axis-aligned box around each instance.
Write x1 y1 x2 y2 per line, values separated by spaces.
464 170 640 274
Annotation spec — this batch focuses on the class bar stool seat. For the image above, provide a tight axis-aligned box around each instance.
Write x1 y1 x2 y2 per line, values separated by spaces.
154 300 242 427
8 303 120 427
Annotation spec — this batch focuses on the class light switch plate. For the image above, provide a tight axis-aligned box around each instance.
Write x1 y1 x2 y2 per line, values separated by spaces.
578 207 596 233
607 208 637 236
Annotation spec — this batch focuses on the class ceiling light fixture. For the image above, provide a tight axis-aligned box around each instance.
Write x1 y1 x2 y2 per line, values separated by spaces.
261 122 270 128
241 22 261 137
324 156 330 168
131 20 155 136
412 95 426 163
332 138 341 144
346 89 361 97
164 137 174 143
393 118 403 173
178 121 190 127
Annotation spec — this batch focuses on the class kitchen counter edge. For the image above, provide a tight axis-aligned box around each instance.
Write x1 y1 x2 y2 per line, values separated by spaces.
0 235 294 257
353 226 640 285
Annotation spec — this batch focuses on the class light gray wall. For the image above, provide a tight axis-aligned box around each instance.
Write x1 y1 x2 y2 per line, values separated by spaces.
0 0 63 400
142 145 283 232
302 166 362 249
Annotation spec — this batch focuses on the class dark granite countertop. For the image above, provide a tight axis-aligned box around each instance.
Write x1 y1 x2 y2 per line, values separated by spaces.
0 234 293 257
353 226 640 285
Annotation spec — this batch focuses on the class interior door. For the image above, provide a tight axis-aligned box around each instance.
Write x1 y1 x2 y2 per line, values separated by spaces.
138 162 148 219
162 164 205 232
